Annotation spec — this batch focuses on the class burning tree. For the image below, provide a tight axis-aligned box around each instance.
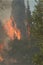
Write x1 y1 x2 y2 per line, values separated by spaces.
0 0 32 64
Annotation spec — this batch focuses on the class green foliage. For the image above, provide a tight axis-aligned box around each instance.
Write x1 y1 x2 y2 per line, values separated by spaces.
31 0 43 40
32 54 43 65
31 0 43 65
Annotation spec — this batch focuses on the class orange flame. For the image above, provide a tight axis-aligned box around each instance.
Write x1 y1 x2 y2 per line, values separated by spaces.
0 56 4 62
3 17 21 40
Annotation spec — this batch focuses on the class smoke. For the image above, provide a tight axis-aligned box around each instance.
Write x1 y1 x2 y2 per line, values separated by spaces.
0 22 6 42
0 0 13 50
0 0 29 50
0 0 13 24
12 0 26 39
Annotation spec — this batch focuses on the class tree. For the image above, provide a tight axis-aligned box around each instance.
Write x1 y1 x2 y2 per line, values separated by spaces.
31 0 43 65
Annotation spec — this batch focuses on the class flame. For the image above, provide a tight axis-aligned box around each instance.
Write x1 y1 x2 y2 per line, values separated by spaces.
3 17 21 40
16 29 21 40
0 56 4 62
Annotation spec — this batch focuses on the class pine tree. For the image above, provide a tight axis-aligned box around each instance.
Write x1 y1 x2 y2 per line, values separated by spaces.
31 0 43 40
32 0 43 65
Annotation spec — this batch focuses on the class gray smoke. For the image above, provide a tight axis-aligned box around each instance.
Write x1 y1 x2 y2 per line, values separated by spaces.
0 0 13 25
0 0 13 50
0 22 6 43
0 0 27 45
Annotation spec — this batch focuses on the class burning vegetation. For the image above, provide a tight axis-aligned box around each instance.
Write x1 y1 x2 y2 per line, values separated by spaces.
3 17 21 40
0 0 31 64
0 17 22 63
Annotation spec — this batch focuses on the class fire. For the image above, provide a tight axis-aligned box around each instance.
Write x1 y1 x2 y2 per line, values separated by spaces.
16 29 21 40
3 17 21 40
0 56 4 62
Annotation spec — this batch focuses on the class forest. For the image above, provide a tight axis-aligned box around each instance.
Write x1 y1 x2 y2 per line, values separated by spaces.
0 0 43 65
